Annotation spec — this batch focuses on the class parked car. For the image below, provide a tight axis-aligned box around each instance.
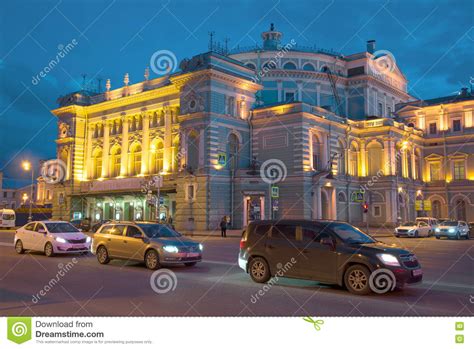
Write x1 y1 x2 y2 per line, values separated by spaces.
70 218 91 232
435 221 470 240
469 222 474 235
0 208 16 229
239 220 422 295
14 221 92 257
91 221 203 270
415 217 438 235
90 220 111 233
395 221 431 238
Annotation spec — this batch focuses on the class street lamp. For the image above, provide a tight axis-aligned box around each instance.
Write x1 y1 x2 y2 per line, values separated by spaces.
22 161 34 222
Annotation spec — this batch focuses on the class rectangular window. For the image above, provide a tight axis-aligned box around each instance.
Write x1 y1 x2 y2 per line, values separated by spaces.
452 119 461 132
285 92 295 102
453 160 466 180
187 185 195 201
430 162 441 181
2 192 6 198
387 106 392 116
377 102 383 116
429 123 437 135
373 205 381 217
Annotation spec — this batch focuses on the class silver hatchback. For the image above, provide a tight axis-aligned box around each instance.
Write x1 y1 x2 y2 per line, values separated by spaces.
91 221 203 269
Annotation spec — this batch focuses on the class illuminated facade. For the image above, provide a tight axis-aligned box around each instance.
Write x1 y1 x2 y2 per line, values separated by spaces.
50 25 473 228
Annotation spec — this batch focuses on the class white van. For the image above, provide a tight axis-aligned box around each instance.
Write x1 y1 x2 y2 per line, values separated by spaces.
0 209 16 229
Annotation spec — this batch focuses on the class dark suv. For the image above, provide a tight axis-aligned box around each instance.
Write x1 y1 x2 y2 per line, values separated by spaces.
239 220 422 295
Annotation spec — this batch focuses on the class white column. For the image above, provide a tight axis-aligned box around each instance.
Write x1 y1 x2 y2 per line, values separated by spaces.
330 188 337 220
163 107 172 172
101 119 110 178
120 115 129 176
141 112 150 175
277 80 283 102
314 185 322 219
411 147 417 179
86 124 93 179
360 142 367 177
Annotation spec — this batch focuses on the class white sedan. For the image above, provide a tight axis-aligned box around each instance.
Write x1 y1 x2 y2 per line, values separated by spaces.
14 221 91 257
394 221 431 238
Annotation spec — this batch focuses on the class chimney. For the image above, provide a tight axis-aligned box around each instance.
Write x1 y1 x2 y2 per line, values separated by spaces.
367 40 376 54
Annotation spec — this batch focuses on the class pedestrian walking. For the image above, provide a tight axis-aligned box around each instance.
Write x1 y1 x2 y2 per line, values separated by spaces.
220 216 227 238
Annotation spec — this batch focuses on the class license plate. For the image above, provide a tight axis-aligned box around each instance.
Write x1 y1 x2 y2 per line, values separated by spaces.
412 269 423 277
187 252 200 258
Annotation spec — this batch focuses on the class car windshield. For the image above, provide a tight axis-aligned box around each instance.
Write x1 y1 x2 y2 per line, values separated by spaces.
2 214 15 220
402 222 416 226
442 221 458 226
137 224 181 238
329 222 375 244
45 222 80 233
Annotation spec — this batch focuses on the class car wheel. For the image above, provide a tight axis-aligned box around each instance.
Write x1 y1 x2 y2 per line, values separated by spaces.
248 257 271 283
414 230 419 238
344 265 371 295
184 262 197 267
145 250 160 270
96 246 110 264
44 242 54 257
395 234 400 238
15 240 24 254
456 232 461 240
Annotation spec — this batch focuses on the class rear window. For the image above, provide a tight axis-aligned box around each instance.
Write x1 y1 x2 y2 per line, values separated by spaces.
2 214 15 220
254 224 271 236
270 225 296 240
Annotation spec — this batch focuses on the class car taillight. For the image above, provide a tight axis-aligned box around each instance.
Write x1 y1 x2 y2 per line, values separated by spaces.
240 238 246 249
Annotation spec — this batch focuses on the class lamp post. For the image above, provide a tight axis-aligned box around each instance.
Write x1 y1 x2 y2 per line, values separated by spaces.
22 161 34 222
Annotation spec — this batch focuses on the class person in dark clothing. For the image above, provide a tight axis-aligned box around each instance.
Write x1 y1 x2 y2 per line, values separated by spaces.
220 216 227 237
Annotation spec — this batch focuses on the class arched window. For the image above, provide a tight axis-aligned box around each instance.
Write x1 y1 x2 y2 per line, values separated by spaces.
92 149 103 179
311 134 321 170
320 65 329 72
110 146 121 178
187 131 200 170
150 141 164 174
367 142 383 176
338 192 346 202
432 200 441 218
455 199 467 221
228 133 240 170
303 63 315 71
129 144 142 176
283 62 297 70
349 143 358 176
245 62 256 70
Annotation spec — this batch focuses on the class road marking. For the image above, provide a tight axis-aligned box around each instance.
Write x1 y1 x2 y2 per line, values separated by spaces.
0 242 12 247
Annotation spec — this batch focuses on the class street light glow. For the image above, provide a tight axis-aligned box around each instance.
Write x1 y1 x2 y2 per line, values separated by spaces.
22 161 31 171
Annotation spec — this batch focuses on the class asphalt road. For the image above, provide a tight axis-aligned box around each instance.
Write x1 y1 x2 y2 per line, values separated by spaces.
0 230 473 316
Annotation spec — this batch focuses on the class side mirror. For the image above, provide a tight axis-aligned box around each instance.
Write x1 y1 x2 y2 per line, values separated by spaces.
320 237 335 250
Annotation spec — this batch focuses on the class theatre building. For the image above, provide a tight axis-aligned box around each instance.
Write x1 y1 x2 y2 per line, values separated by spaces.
50 25 474 229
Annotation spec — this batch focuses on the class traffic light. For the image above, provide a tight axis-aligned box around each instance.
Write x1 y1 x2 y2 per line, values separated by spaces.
362 202 369 213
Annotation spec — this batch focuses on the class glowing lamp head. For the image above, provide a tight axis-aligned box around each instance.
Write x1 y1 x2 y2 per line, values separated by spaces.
22 161 31 171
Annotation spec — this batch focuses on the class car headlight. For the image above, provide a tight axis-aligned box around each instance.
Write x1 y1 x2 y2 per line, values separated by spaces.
435 228 440 233
376 253 400 266
199 243 203 251
86 236 92 243
448 228 456 233
163 245 179 253
55 237 67 243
